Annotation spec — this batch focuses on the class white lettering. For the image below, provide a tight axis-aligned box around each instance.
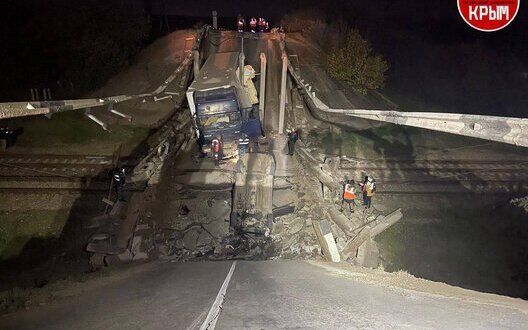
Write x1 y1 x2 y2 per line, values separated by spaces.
498 6 509 20
479 6 489 19
468 5 510 20
489 7 497 20
469 6 479 20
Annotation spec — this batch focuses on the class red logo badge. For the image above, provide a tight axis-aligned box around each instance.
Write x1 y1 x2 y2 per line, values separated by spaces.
458 0 520 32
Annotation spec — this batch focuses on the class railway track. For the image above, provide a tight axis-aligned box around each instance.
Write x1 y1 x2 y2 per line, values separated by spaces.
336 158 528 194
0 154 140 191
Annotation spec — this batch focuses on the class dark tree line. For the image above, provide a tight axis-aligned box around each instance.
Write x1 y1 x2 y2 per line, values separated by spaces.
0 0 151 101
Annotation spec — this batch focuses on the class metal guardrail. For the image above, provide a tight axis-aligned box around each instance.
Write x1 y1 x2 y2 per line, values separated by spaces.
284 36 528 148
0 27 209 123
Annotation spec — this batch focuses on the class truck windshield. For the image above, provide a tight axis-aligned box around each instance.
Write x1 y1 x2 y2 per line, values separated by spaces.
197 98 238 115
198 112 241 129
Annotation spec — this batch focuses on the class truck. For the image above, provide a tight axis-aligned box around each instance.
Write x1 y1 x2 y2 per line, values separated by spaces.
186 51 262 157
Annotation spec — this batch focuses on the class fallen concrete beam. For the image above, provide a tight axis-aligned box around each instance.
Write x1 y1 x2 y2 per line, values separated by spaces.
340 225 371 261
313 219 341 262
296 147 336 188
327 207 357 237
273 204 296 218
370 209 403 238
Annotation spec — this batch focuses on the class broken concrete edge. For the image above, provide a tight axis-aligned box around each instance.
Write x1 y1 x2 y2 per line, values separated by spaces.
307 261 528 315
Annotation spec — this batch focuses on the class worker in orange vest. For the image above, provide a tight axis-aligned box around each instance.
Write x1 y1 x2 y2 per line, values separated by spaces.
258 17 266 32
211 135 224 166
341 177 357 213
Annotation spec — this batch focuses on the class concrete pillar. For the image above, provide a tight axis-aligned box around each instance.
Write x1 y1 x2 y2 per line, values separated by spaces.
212 11 218 30
193 50 200 77
278 54 288 134
239 52 245 86
259 53 267 124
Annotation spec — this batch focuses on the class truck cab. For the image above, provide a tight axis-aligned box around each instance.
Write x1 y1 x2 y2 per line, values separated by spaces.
186 52 261 157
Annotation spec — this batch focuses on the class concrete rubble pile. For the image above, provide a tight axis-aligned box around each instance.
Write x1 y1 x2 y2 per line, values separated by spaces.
292 143 403 267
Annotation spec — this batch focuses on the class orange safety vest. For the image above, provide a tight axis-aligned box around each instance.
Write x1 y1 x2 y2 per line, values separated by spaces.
343 184 356 200
212 139 221 153
366 183 375 197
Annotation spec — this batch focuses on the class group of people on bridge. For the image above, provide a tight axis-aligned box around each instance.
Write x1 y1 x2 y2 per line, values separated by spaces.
238 15 269 33
341 175 376 212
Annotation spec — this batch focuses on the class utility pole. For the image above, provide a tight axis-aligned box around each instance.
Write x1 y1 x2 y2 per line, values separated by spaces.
278 54 288 134
259 53 267 124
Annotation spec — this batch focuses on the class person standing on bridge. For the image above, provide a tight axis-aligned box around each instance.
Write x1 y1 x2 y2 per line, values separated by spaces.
258 18 266 32
359 176 369 207
341 177 357 213
237 14 245 32
249 17 257 33
111 167 127 202
287 127 299 156
211 135 224 167
365 177 376 209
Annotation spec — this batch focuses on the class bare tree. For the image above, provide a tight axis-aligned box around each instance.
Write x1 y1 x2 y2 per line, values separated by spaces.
325 29 388 94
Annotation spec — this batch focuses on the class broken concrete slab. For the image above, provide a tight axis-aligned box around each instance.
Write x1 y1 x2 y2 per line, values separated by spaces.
340 226 371 261
287 220 304 235
313 219 341 262
182 229 200 250
273 205 296 218
357 239 380 269
197 230 213 247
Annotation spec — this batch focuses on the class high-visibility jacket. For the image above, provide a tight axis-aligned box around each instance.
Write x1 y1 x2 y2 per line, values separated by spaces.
366 182 375 197
212 139 222 154
343 183 356 200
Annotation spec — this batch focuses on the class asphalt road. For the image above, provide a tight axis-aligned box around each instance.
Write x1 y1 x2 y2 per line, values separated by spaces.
4 260 528 329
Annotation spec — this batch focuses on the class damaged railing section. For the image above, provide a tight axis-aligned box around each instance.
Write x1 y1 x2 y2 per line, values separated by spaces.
286 47 528 148
0 26 209 121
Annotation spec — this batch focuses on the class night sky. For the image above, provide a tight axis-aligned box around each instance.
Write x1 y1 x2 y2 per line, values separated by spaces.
1 0 527 116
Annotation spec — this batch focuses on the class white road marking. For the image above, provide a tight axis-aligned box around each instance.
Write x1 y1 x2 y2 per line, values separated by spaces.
199 261 237 330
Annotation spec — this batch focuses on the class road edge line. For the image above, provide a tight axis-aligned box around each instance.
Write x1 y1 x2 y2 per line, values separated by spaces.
199 261 237 330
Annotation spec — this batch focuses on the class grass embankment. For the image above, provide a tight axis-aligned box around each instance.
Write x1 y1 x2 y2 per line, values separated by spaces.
4 111 152 155
0 210 70 261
